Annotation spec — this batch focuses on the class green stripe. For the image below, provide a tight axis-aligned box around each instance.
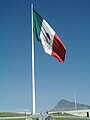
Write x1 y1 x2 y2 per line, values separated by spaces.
33 9 43 42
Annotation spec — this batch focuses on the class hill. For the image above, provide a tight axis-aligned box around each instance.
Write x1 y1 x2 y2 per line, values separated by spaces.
50 99 90 111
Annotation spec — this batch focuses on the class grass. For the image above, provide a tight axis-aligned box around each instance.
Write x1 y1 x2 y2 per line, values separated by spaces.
0 112 30 117
0 112 31 120
32 117 89 120
0 112 89 120
3 118 25 120
50 112 73 116
4 118 88 120
4 119 25 120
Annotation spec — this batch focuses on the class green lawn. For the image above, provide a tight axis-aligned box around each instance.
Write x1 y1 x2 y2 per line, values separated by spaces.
50 112 73 116
4 119 25 120
55 119 88 120
0 112 89 120
2 119 88 120
0 112 30 117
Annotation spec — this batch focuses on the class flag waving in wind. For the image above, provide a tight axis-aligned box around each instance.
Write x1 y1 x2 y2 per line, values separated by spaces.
33 9 66 63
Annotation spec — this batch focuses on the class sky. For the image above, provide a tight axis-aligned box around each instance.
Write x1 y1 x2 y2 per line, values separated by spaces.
0 0 90 113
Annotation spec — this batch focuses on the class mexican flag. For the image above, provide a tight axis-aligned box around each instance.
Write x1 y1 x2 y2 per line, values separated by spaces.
33 9 66 63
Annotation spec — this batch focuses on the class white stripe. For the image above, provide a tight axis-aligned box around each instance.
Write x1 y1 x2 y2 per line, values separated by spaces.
40 19 55 55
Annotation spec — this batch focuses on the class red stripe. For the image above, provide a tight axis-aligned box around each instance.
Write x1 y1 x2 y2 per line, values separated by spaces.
51 34 66 63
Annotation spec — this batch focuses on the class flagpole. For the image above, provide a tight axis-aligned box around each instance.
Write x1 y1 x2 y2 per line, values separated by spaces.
31 3 36 114
74 90 77 110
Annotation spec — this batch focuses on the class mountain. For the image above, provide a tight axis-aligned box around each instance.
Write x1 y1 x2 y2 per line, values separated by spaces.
50 99 90 111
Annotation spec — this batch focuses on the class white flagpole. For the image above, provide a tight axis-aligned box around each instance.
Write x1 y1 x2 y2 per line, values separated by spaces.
31 3 36 114
74 90 77 110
